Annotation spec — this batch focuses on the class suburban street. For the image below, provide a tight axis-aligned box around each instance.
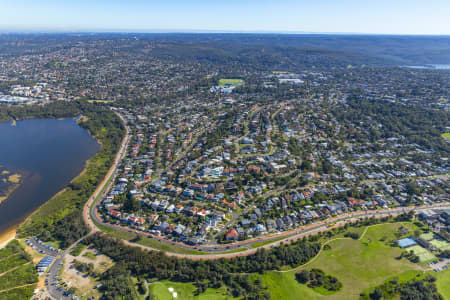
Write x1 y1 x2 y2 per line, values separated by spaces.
79 112 450 260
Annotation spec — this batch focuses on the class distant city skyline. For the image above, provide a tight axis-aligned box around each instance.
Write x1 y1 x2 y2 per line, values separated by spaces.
1 0 450 35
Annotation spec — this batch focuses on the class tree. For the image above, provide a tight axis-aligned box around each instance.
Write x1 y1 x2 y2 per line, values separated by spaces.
123 196 139 212
440 250 450 258
295 270 310 284
370 287 384 300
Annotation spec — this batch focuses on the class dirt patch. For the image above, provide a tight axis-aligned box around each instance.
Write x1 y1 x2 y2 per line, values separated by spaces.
77 248 114 273
62 255 101 299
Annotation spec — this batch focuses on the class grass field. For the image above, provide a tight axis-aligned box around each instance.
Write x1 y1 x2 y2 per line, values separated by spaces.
250 236 290 248
255 271 322 299
259 222 424 300
420 232 435 241
87 99 112 104
408 245 436 262
148 222 449 300
442 132 450 139
430 239 450 251
435 269 450 300
218 78 243 87
82 251 97 260
70 243 87 256
148 280 231 300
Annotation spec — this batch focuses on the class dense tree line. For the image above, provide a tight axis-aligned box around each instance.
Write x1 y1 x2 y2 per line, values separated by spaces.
344 232 360 240
0 101 79 122
51 212 90 248
361 275 442 300
83 233 320 298
336 98 449 154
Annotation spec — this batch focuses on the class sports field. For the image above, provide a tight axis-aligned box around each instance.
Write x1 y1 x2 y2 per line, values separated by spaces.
408 245 436 262
441 132 450 139
430 239 450 251
436 269 450 300
419 232 450 251
87 99 112 103
258 222 423 300
150 222 448 300
218 78 243 87
148 280 230 300
419 232 435 241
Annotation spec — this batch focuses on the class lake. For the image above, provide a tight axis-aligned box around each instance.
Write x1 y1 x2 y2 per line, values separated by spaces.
0 118 100 235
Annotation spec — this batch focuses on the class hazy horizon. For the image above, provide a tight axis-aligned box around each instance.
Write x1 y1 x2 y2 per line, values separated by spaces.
1 0 449 35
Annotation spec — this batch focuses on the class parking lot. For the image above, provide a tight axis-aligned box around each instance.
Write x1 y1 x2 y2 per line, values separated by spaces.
429 258 450 272
26 237 59 257
45 256 81 300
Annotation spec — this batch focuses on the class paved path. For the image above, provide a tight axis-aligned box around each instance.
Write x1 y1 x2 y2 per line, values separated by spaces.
45 237 87 300
83 111 131 233
276 222 392 273
88 200 449 259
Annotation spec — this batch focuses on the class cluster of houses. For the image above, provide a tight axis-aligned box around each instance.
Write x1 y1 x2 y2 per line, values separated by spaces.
97 91 449 246
419 209 450 232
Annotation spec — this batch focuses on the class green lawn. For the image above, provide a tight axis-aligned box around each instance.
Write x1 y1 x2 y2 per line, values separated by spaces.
218 79 243 87
148 280 232 300
255 271 322 300
408 245 437 262
261 223 424 300
87 99 112 104
70 243 87 256
419 232 435 241
430 239 450 251
82 251 97 260
435 269 450 300
442 132 450 139
123 222 448 300
251 236 290 248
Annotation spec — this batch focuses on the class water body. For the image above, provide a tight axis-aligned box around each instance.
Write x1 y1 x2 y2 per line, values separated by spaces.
0 118 99 234
404 64 450 70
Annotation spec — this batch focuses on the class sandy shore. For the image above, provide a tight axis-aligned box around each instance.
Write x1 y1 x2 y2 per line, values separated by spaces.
0 173 23 205
0 226 17 249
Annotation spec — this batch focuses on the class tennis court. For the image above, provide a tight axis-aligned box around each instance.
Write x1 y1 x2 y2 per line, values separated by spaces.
409 245 436 262
430 239 450 251
419 232 435 241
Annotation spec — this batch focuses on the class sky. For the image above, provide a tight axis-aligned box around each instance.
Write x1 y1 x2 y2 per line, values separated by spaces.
1 0 449 35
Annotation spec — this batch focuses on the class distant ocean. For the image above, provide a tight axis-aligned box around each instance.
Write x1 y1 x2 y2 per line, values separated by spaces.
404 64 450 70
